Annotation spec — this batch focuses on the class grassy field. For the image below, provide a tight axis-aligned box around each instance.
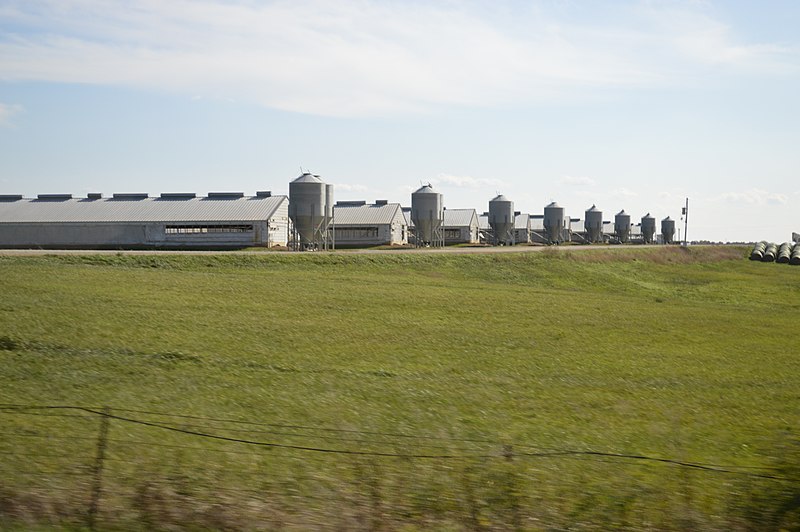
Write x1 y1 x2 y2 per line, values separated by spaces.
1 246 799 530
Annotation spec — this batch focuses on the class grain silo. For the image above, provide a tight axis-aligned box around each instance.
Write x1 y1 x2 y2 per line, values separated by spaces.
543 201 565 244
641 213 656 244
615 210 631 243
584 205 603 243
411 184 444 247
661 217 676 244
289 172 332 250
488 195 515 245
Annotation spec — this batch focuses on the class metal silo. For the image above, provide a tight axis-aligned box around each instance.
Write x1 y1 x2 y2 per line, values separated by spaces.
543 201 565 244
615 210 631 243
489 195 515 245
584 205 603 243
641 213 656 244
325 182 334 230
661 217 676 244
411 184 444 247
289 172 329 250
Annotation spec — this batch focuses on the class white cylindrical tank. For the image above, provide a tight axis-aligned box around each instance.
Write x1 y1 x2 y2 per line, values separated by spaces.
584 205 603 243
615 210 631 243
488 195 514 245
289 173 326 246
641 213 656 244
325 183 334 229
411 184 443 246
661 216 675 244
543 201 565 244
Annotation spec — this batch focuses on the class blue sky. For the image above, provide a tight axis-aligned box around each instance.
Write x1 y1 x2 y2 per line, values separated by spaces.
1 0 799 242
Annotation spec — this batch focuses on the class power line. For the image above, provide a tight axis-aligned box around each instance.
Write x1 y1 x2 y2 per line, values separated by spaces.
1 404 796 481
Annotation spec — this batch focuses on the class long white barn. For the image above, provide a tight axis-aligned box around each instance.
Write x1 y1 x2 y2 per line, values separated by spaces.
331 201 408 246
0 192 290 249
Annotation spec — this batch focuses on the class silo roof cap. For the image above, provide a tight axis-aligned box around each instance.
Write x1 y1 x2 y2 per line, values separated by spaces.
491 194 510 202
413 184 437 194
586 204 601 212
617 209 627 215
662 216 673 221
292 172 323 183
545 201 561 208
643 212 654 218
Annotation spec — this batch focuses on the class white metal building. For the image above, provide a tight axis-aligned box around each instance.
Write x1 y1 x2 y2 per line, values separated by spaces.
0 192 290 249
569 218 589 243
443 209 479 244
514 213 531 244
529 215 546 244
331 201 408 247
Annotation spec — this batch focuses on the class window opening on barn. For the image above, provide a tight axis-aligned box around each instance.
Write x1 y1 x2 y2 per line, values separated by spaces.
165 224 254 234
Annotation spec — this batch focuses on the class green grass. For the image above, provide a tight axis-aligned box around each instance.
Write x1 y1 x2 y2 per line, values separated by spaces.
1 246 799 529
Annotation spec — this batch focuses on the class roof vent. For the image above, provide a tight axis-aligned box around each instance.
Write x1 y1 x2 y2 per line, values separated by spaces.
207 192 244 199
335 200 367 207
112 193 148 200
375 199 388 206
37 194 73 200
160 193 196 199
87 193 103 200
256 191 272 198
0 194 23 202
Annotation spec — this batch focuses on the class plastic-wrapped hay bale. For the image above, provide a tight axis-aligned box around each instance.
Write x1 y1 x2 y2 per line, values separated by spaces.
791 243 800 265
777 242 792 264
762 243 778 262
750 241 767 260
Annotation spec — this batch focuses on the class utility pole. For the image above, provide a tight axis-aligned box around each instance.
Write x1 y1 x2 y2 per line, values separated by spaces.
682 198 689 247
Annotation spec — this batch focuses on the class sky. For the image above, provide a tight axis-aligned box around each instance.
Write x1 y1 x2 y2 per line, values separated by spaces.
1 0 799 243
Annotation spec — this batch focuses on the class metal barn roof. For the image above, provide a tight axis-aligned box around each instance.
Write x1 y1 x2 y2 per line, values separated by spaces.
443 209 478 228
529 216 545 231
332 202 404 225
0 195 289 223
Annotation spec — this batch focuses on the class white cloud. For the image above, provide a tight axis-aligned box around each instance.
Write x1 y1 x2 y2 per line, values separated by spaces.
434 173 504 190
718 188 788 206
333 183 368 193
0 103 23 126
637 5 797 73
613 187 638 198
559 175 596 186
0 1 795 117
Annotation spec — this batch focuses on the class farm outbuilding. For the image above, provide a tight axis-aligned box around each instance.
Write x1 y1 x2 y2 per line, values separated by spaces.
529 215 546 244
514 213 531 244
443 209 480 244
0 192 290 249
331 201 407 247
